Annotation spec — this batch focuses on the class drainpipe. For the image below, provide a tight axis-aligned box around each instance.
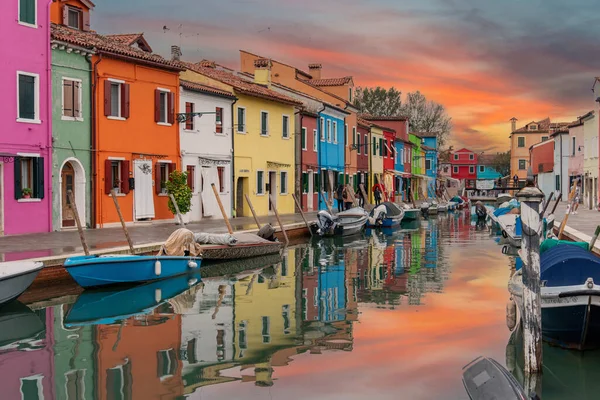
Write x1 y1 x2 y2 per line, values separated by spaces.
46 0 53 232
230 97 238 217
92 53 103 228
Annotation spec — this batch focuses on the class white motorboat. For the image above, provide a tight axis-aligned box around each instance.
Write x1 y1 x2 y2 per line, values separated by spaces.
497 214 521 248
312 207 368 237
0 260 44 306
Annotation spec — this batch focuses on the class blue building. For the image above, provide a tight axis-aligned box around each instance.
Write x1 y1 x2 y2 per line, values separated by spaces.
417 133 439 196
318 105 349 210
477 154 502 180
319 263 346 322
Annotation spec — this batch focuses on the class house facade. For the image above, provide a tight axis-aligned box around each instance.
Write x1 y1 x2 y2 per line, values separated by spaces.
179 80 236 223
409 133 428 199
476 154 501 181
582 111 598 209
318 106 348 210
369 126 384 203
356 118 371 198
450 148 477 187
0 0 53 235
551 127 571 200
568 116 585 190
530 140 555 198
418 133 438 195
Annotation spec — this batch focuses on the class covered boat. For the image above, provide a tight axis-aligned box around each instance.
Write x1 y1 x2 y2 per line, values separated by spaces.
508 244 600 350
311 207 368 237
0 301 45 350
0 260 44 306
462 356 531 400
192 231 283 261
367 202 405 228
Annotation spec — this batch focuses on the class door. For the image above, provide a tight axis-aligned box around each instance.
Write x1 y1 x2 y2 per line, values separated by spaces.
307 171 314 211
236 177 245 217
133 159 155 220
61 163 76 227
268 171 277 211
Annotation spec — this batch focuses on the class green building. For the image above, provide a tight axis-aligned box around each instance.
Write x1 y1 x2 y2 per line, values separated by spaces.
50 37 93 230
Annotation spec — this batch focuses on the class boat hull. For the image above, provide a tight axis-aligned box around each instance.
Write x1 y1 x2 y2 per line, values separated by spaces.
366 215 404 229
403 210 421 221
64 255 202 288
0 268 42 306
0 301 45 349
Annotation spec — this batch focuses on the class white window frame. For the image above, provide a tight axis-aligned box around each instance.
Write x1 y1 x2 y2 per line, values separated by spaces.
18 0 37 28
156 87 171 126
327 120 332 143
453 154 458 160
320 118 325 141
469 166 475 174
453 166 459 174
260 110 269 136
256 170 265 195
20 375 44 399
301 127 307 151
282 114 290 139
469 154 474 160
61 77 83 121
519 160 527 170
16 71 40 124
333 121 338 144
236 106 246 134
313 129 318 152
280 171 288 195
107 78 124 120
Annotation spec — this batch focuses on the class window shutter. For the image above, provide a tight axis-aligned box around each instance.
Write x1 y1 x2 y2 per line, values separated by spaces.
168 163 176 182
62 4 69 25
73 81 80 117
104 159 113 194
168 92 175 124
185 102 191 130
121 160 130 194
82 10 90 31
154 89 161 122
121 83 130 119
14 157 22 200
104 80 112 116
34 157 44 199
62 79 73 117
155 163 161 194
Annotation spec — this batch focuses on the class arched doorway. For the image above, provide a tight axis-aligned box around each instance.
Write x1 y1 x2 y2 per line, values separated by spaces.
61 162 76 227
59 159 86 229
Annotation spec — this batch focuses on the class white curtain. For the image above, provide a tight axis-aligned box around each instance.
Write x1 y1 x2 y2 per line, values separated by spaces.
201 167 220 217
134 160 155 219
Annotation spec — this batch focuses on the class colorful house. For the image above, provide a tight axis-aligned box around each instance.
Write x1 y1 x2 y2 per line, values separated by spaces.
530 140 555 198
52 25 184 227
0 0 53 235
179 60 301 217
412 133 438 196
581 111 598 209
318 105 349 210
369 125 384 203
409 133 428 199
551 126 570 198
356 118 371 198
178 79 237 223
568 115 586 191
476 154 502 181
450 148 478 187
50 0 95 230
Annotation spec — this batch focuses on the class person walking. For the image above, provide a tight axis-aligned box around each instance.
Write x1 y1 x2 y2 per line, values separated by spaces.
356 189 365 208
572 180 581 214
336 184 344 212
374 185 382 206
342 186 353 210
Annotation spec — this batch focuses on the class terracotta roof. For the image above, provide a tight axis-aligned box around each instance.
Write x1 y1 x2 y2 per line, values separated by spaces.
106 33 142 45
422 145 435 151
512 117 551 133
308 63 322 69
240 50 313 79
178 61 302 106
411 132 437 138
180 80 237 99
361 115 408 121
359 115 397 132
267 80 349 115
51 24 183 71
357 117 372 128
304 76 353 87
477 154 496 165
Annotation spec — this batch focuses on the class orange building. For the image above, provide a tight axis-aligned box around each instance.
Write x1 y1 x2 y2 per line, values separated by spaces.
96 310 183 399
52 24 183 227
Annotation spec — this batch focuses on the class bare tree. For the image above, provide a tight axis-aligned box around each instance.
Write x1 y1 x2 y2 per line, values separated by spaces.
401 91 452 148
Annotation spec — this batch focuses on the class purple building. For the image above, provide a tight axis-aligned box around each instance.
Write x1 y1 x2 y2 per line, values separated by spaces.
0 0 52 235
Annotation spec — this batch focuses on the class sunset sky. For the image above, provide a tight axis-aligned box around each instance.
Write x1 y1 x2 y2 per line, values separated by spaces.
94 0 600 152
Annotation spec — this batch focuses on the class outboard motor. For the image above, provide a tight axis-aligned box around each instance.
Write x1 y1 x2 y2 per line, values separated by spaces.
368 204 387 226
316 210 336 235
257 223 277 242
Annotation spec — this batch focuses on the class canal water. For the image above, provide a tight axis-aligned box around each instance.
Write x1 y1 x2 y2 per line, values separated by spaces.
1 211 597 399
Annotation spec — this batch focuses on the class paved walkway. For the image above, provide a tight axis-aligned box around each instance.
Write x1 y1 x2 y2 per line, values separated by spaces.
551 202 600 238
0 212 317 262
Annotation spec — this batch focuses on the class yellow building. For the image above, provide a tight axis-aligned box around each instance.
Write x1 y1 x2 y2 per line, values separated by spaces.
369 126 384 203
180 60 301 216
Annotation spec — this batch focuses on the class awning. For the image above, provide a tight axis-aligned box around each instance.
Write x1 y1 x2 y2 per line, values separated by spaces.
386 169 411 178
412 173 434 180
199 156 231 166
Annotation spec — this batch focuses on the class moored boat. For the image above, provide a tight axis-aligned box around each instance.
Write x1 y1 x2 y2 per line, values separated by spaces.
367 202 405 228
311 207 368 237
402 207 421 221
196 233 283 261
0 260 44 306
0 301 45 350
462 356 530 400
497 214 521 248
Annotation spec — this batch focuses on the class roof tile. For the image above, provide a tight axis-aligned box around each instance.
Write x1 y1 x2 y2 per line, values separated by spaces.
303 77 353 87
180 80 236 99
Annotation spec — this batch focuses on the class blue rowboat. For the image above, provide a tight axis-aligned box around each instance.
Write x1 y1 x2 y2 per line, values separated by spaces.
64 271 202 327
64 254 202 288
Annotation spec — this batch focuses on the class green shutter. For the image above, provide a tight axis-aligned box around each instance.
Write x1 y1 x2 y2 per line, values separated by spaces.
372 138 376 156
33 157 44 199
301 128 306 149
19 74 35 120
14 157 22 200
302 172 308 193
20 0 36 25
315 173 320 191
379 138 383 156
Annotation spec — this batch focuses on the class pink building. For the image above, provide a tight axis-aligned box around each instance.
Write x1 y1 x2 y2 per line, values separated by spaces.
568 115 586 185
0 0 52 235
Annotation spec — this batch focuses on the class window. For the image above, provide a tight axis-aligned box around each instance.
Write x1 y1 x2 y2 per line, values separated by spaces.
157 349 177 379
469 166 475 174
282 115 289 138
111 83 120 117
215 107 223 133
19 0 36 26
237 107 246 133
217 166 225 193
67 6 82 29
541 136 548 142
379 138 384 156
111 161 121 192
260 111 269 136
106 360 132 400
327 120 332 142
282 304 291 334
453 166 459 174
344 124 348 145
17 72 39 122
333 122 338 143
280 171 288 194
62 78 82 120
262 316 271 344
186 165 195 191
20 375 43 400
555 175 560 191
479 165 485 173
159 92 168 123
320 118 325 141
383 140 388 157
313 129 318 151
518 137 525 147
105 80 130 119
573 137 576 156
357 134 361 155
365 134 368 154
348 87 353 102
159 163 169 194
426 159 432 170
14 156 44 200
469 154 474 160
301 127 307 150
529 124 537 131
256 171 264 194
454 154 458 160
185 102 194 130
154 88 173 124
519 160 526 170
372 137 376 156
352 127 356 147
302 172 308 193
65 370 85 400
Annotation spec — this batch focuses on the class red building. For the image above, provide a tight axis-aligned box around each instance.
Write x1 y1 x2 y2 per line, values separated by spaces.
530 140 554 175
300 111 319 212
450 148 478 185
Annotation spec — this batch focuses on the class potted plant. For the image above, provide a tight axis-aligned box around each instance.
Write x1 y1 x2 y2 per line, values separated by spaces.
113 179 121 194
22 188 32 199
161 181 168 194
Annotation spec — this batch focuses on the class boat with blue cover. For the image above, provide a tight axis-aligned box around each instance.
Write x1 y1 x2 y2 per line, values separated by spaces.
64 254 201 288
508 244 600 350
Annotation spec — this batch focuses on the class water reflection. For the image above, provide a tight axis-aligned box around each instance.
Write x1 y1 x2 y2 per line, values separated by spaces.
2 213 590 399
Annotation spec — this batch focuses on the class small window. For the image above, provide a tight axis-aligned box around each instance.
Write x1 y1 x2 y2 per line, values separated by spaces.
469 154 474 160
541 136 548 142
282 115 289 138
357 134 361 155
426 159 432 170
320 118 325 141
17 72 39 121
333 122 338 143
159 163 169 194
158 91 168 123
186 165 195 191
185 102 194 130
469 166 475 174
67 6 82 29
529 124 537 131
453 166 459 174
19 0 36 26
301 127 307 150
572 137 576 156
302 172 308 194
16 156 44 199
379 138 384 156
348 87 353 102
352 127 356 147
479 165 484 173
519 160 526 170
256 171 264 194
110 82 121 117
217 166 225 193
518 137 525 147
327 120 332 142
260 111 269 136
157 349 177 379
111 160 122 192
237 107 246 133
365 135 368 154
20 375 43 400
313 129 318 151
262 316 270 344
454 154 458 160
372 137 376 156
555 174 560 190
62 78 82 120
280 171 288 194
215 107 223 133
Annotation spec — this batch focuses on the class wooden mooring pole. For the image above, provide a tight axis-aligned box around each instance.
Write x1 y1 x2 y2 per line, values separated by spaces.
67 189 89 256
516 170 544 390
269 194 289 246
111 189 135 254
211 183 234 234
540 192 554 217
291 193 313 237
168 193 186 226
244 194 262 230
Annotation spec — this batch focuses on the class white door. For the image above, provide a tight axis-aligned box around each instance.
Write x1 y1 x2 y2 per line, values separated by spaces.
133 159 155 220
201 166 220 217
307 170 314 211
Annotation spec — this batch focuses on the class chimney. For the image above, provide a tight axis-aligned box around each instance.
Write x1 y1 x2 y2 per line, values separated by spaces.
309 63 322 80
171 45 182 61
254 58 272 87
510 117 518 133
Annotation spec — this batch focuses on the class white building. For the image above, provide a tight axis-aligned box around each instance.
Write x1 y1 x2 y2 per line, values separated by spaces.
552 126 570 201
582 112 598 209
179 80 236 222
